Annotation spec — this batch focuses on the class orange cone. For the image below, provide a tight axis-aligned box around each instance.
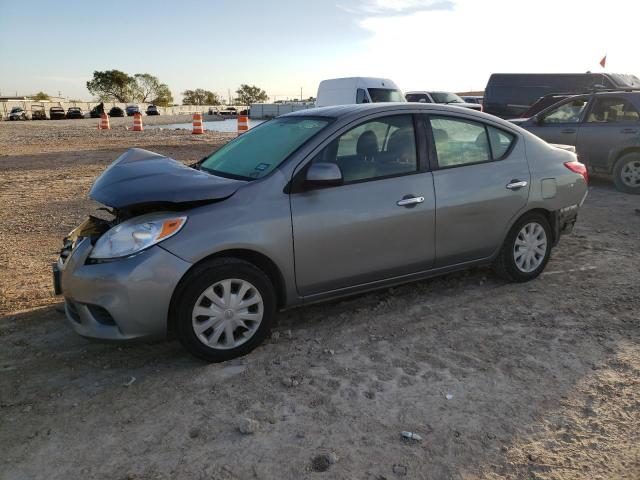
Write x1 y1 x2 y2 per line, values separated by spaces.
99 112 110 130
192 113 204 134
237 115 249 135
132 112 143 132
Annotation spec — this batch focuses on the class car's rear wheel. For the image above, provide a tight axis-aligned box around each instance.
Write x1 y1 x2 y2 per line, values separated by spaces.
493 212 552 282
613 152 640 194
174 258 275 362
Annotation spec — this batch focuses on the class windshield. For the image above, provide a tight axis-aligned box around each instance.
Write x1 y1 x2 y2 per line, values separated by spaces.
200 117 331 180
367 88 405 103
11 108 21 113
431 92 465 104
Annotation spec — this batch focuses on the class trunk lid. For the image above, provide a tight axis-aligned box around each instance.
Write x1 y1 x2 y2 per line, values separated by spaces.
90 148 246 209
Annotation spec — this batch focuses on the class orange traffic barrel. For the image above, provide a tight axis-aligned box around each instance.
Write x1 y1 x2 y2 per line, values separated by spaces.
237 115 249 135
132 112 143 132
99 112 110 130
192 113 204 134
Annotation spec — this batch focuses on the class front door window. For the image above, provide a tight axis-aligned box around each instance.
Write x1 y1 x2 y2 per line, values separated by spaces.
542 99 588 124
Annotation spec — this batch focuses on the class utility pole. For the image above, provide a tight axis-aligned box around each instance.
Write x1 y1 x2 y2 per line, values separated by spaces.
228 89 231 105
300 87 302 103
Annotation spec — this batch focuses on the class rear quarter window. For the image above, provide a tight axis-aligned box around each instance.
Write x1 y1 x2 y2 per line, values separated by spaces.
487 126 515 159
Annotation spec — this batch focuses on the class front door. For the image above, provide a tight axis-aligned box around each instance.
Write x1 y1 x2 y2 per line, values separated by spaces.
428 115 530 266
290 114 436 296
577 95 640 171
526 96 589 146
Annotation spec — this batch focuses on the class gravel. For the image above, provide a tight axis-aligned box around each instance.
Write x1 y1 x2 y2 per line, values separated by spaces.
0 120 639 479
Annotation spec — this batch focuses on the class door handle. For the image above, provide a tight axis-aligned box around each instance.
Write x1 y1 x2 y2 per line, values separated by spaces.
621 128 638 134
506 180 528 190
397 196 425 207
561 129 576 134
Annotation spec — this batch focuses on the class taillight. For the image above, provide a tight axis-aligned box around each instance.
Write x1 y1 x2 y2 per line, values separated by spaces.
564 160 588 184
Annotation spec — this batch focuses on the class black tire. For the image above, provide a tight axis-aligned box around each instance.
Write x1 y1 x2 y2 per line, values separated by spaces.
612 152 640 194
492 212 552 282
174 258 276 362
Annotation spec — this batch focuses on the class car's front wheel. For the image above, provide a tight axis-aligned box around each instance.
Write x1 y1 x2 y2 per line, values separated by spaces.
613 152 640 194
174 258 276 362
493 212 552 282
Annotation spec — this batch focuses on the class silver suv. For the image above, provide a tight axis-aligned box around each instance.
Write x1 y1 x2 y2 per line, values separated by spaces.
512 90 640 193
55 103 588 362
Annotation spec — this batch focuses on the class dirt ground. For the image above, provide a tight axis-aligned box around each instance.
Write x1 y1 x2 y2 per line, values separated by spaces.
0 117 639 480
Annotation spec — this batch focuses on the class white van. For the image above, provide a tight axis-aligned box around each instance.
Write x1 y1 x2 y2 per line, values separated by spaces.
315 77 405 107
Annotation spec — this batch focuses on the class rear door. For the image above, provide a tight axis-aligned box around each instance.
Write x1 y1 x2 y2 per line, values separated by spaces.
428 114 529 266
290 113 436 296
526 96 589 145
577 95 640 170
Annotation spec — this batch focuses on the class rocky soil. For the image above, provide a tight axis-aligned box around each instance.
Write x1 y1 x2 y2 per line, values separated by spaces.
0 119 638 479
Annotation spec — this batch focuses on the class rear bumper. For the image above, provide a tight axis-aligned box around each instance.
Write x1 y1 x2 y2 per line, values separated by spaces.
553 188 588 243
58 238 191 341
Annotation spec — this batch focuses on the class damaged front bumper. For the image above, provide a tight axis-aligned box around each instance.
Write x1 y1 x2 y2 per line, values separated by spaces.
55 234 191 341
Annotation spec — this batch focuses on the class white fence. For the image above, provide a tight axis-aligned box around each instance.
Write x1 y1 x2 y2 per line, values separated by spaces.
249 103 315 119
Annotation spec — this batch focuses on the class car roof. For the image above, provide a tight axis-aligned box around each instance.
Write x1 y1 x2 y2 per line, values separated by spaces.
281 102 515 126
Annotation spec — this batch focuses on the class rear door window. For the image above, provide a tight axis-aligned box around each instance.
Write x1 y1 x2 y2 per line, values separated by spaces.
586 96 640 123
430 117 491 167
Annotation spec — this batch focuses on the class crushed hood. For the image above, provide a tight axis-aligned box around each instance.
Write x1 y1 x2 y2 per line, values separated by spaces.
90 148 246 209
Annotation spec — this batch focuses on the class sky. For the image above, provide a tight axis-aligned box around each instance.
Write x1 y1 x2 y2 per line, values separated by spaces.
1 0 639 102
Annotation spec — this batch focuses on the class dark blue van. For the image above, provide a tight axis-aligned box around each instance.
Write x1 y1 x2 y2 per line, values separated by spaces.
483 73 640 118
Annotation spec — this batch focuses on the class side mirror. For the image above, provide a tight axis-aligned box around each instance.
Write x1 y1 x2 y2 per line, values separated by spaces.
533 115 543 125
305 163 343 187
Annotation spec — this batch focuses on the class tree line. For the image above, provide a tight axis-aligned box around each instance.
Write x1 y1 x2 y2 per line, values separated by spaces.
86 70 173 106
86 70 270 106
182 85 269 106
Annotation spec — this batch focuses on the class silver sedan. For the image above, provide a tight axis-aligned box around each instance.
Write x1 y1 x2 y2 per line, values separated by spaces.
55 103 588 361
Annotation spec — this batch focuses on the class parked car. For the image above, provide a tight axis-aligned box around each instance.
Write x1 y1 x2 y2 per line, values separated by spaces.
66 107 85 119
405 91 482 111
126 105 140 116
49 106 66 120
483 73 640 118
54 103 588 362
31 104 47 120
146 105 160 115
511 90 640 193
8 107 28 120
315 77 405 107
461 95 483 105
109 106 125 117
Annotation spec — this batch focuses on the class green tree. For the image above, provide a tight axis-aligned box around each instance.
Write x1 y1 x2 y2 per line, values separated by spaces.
31 91 50 101
151 83 174 107
235 84 269 105
132 73 173 106
182 89 221 105
86 70 135 102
